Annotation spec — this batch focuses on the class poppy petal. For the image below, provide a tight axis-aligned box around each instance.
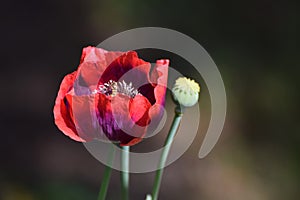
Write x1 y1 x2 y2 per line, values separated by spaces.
147 59 169 136
71 94 103 141
99 51 151 85
151 59 169 105
75 47 124 95
53 72 85 142
96 93 151 146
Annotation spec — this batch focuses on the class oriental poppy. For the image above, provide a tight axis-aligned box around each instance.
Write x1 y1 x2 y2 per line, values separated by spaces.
54 46 169 146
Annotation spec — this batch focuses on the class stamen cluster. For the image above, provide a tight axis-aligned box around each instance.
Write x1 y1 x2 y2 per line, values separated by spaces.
93 80 139 98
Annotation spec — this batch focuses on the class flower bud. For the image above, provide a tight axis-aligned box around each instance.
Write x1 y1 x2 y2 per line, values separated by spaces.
172 77 200 107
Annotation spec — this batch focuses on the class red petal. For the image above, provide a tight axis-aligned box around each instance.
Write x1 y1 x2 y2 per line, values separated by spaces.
129 95 151 126
144 59 169 122
144 59 169 137
80 46 93 64
96 93 151 146
76 47 124 92
99 51 151 85
151 59 169 105
71 94 102 141
53 72 85 142
120 94 152 146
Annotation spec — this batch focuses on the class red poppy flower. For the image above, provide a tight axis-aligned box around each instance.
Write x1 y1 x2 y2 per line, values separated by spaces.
53 46 169 146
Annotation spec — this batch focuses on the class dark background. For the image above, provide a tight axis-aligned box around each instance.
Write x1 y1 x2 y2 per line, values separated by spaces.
1 0 299 199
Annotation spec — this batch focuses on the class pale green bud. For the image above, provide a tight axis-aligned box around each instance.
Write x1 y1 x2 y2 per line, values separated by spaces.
172 77 200 107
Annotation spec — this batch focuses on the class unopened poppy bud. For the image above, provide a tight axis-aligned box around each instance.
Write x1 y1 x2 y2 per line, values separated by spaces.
172 77 200 107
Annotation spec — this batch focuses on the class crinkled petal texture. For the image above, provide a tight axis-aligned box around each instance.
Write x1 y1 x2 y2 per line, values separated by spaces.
53 46 169 146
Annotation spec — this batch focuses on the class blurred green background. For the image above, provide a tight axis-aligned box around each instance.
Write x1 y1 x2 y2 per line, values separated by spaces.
1 0 299 199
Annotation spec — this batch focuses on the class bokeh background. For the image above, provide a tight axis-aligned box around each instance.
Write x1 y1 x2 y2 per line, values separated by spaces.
1 0 299 199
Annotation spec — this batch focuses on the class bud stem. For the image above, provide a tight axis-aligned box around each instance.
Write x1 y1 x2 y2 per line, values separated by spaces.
152 107 183 200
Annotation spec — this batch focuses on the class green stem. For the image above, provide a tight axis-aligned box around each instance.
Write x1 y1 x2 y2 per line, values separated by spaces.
152 108 183 200
97 144 115 200
121 146 130 200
